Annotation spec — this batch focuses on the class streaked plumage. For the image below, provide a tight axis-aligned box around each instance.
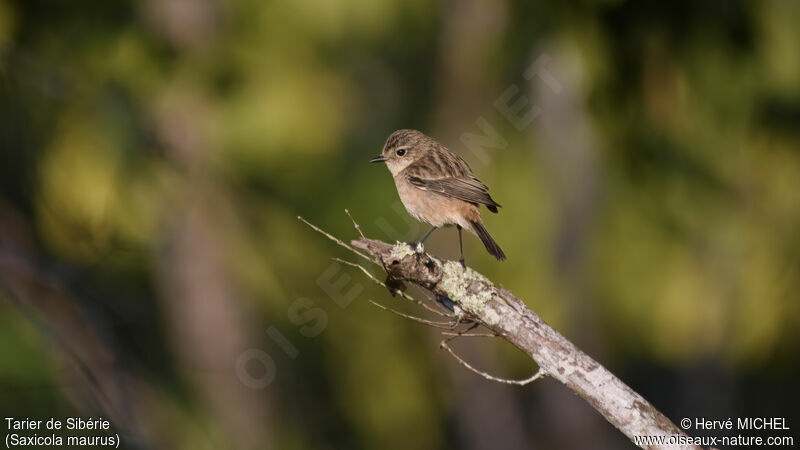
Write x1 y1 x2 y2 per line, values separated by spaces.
371 129 506 261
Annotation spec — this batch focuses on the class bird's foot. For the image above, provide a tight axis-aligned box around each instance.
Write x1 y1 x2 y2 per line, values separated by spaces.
407 242 424 253
459 258 466 269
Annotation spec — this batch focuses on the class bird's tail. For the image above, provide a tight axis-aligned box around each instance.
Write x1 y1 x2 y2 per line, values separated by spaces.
469 220 506 261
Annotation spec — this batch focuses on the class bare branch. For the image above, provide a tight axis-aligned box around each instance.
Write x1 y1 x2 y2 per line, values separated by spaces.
442 322 480 343
440 323 498 341
440 341 546 386
344 209 366 240
441 331 498 338
368 299 456 329
303 216 703 449
298 216 375 264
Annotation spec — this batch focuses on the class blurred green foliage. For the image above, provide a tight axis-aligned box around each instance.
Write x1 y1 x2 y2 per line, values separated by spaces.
1 0 799 449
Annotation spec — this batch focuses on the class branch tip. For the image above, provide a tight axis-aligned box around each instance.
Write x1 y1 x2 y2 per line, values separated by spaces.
298 215 375 264
344 209 366 239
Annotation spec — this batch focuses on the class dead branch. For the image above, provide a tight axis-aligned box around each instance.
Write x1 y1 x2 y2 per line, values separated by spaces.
301 215 702 450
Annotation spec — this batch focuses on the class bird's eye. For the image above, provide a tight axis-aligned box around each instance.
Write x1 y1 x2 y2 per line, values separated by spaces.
396 149 406 156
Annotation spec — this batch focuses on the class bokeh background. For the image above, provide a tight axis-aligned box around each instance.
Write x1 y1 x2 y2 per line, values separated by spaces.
1 0 799 449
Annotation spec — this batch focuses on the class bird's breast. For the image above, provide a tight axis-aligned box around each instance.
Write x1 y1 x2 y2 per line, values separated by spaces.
394 176 470 228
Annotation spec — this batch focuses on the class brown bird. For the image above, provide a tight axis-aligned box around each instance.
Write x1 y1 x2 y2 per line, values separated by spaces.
371 129 506 263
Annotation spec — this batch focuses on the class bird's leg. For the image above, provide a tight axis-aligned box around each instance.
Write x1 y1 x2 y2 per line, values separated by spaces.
411 226 437 251
420 226 437 244
457 225 465 268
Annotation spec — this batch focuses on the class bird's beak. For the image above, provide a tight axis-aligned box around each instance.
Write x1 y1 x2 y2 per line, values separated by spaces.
370 155 388 163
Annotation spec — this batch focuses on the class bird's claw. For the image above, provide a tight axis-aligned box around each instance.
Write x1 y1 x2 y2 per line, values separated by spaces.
407 242 424 253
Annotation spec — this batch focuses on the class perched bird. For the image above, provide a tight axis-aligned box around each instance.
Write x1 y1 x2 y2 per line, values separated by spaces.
371 129 506 263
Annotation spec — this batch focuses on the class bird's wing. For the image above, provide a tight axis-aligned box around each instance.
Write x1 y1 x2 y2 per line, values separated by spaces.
407 176 500 208
405 162 501 211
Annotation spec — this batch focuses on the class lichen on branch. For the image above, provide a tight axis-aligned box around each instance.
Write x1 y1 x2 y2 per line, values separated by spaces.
437 261 493 316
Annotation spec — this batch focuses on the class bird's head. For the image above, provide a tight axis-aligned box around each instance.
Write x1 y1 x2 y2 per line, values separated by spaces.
370 129 430 176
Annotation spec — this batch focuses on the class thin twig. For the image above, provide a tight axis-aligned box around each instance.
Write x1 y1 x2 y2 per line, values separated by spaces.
368 300 456 329
441 331 499 338
344 209 365 240
442 322 480 344
298 216 375 264
442 322 500 337
333 257 451 318
440 341 546 386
